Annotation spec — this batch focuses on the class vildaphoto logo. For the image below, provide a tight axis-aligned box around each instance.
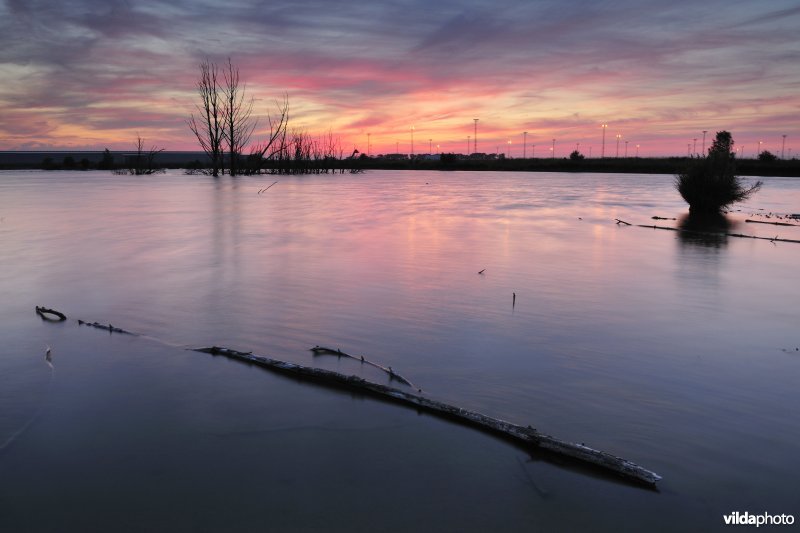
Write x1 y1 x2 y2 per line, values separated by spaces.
723 512 795 527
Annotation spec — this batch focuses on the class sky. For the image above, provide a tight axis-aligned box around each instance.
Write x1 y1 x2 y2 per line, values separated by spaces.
1 0 798 157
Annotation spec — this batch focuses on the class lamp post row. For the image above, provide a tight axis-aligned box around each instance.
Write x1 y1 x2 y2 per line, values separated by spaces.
366 126 788 159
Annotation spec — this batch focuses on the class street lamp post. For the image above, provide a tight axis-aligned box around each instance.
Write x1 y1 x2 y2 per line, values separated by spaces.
625 140 628 158
616 133 621 158
758 140 763 158
782 134 787 159
702 130 707 156
367 132 371 156
693 138 697 155
473 118 479 153
601 124 608 158
411 126 414 156
523 131 528 158
507 140 512 158
636 144 640 158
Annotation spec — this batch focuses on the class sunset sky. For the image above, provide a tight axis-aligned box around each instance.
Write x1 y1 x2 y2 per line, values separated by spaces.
1 0 798 157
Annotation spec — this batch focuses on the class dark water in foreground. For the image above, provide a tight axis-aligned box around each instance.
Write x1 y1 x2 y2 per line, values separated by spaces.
1 170 799 532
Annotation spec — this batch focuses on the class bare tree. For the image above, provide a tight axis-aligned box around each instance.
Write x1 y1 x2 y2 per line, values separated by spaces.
222 58 256 176
244 95 289 175
188 59 224 177
114 134 164 175
188 59 359 175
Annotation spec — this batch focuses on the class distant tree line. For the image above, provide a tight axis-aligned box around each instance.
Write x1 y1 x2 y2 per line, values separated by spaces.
38 149 114 171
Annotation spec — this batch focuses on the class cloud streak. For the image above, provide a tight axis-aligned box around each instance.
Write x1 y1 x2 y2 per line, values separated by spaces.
0 0 798 155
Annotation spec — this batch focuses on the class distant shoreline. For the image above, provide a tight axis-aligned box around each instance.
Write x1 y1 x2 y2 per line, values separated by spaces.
1 151 798 177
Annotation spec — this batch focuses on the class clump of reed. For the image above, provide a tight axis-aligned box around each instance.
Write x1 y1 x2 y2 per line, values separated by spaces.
676 131 761 214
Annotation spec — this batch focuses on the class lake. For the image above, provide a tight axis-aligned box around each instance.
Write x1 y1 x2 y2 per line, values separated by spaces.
1 169 798 532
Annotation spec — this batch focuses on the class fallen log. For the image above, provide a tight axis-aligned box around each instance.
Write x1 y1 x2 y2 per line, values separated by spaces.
311 345 420 391
35 306 66 321
39 311 663 487
194 345 662 486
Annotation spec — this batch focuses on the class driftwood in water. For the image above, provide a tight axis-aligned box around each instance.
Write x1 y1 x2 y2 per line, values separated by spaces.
651 216 676 221
194 345 662 486
77 319 136 335
745 219 800 227
35 306 66 321
38 310 662 486
311 345 420 391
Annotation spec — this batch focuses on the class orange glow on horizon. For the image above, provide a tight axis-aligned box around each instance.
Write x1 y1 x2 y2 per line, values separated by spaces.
1 2 797 157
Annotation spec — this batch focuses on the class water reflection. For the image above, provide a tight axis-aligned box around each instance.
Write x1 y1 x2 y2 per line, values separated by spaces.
674 211 735 297
677 211 734 249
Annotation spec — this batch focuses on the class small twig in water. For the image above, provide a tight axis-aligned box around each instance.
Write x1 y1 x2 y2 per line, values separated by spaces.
257 181 279 194
45 344 53 368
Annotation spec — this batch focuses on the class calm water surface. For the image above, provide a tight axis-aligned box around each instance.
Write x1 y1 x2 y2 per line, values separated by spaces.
1 170 799 532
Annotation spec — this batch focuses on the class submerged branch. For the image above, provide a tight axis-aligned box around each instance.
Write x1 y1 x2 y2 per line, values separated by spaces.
77 319 137 335
194 345 661 486
311 345 420 391
745 219 800 227
617 220 800 244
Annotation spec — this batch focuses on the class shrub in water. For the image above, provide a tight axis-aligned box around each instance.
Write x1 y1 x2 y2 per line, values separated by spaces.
675 131 762 214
